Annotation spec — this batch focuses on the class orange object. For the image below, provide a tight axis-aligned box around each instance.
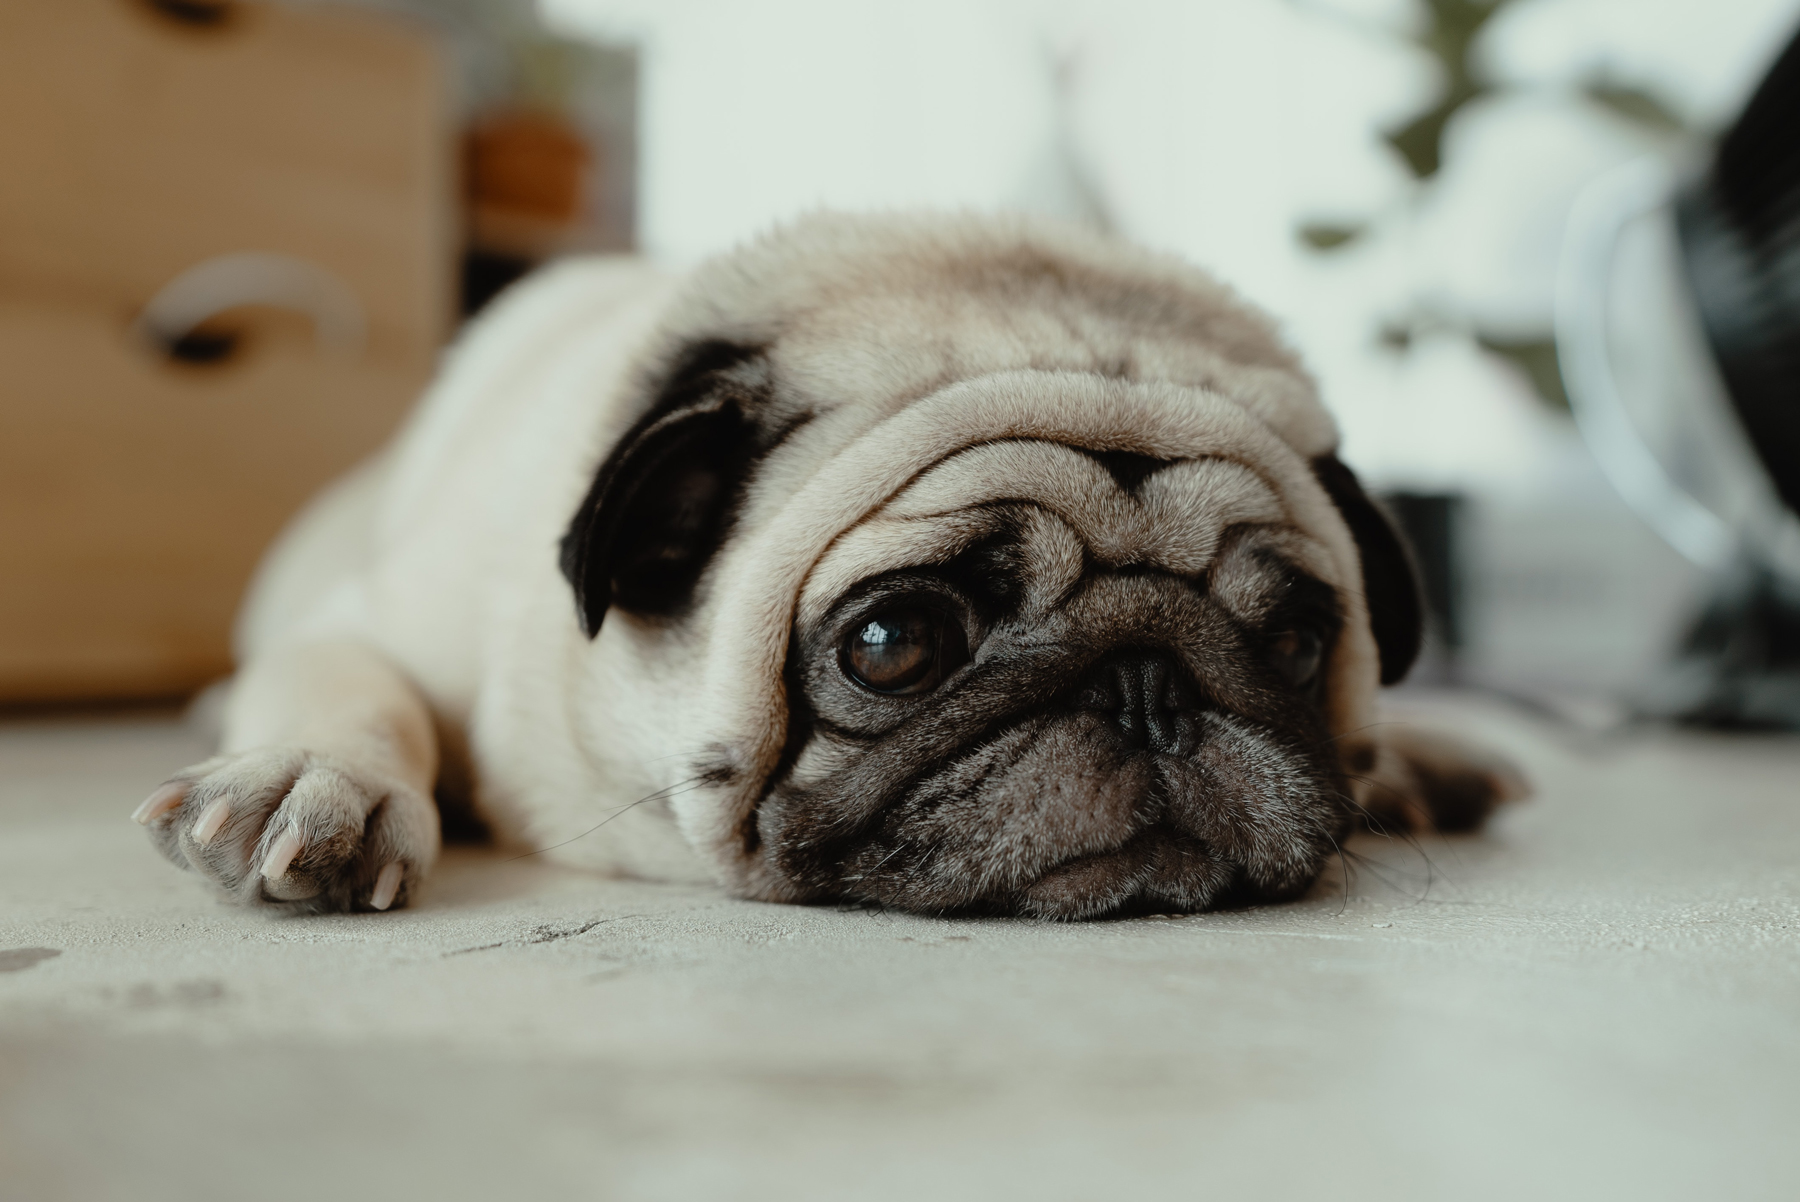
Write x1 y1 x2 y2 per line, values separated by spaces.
466 110 591 223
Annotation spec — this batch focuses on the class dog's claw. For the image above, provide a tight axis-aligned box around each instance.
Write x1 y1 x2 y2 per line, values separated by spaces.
370 861 403 912
260 825 304 880
133 783 186 825
192 797 232 846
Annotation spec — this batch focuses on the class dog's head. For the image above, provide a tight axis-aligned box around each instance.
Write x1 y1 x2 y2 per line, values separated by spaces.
560 214 1419 918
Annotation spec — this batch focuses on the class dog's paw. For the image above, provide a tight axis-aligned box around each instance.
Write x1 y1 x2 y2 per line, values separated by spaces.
1353 726 1529 835
132 748 439 913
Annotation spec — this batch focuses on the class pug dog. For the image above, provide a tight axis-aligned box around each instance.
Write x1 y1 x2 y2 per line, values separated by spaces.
132 212 1521 919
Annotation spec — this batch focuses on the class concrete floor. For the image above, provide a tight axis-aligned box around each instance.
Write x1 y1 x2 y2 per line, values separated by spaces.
2 696 1798 1202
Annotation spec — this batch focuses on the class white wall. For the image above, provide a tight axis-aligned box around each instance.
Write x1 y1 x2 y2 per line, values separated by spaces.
544 0 1798 487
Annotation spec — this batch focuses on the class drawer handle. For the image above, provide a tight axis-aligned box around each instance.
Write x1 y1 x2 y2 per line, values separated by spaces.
135 253 367 367
138 0 237 30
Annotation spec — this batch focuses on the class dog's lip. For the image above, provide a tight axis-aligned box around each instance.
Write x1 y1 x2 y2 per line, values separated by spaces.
1034 820 1197 867
1016 825 1223 919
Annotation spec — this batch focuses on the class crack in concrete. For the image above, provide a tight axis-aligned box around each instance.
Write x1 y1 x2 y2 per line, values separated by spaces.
443 915 646 957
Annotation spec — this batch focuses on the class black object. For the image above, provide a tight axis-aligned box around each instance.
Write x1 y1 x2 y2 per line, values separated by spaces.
159 325 242 366
139 0 236 29
1676 30 1800 519
1642 568 1800 730
461 250 535 318
1661 23 1800 729
1383 491 1465 681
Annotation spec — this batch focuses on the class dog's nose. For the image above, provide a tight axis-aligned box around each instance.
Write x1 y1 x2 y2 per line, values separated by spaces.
1076 652 1201 755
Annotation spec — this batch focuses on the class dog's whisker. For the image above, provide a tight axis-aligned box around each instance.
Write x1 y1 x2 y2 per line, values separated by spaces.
1306 720 1400 752
1328 783 1445 903
1335 847 1428 901
1322 827 1352 915
506 775 708 861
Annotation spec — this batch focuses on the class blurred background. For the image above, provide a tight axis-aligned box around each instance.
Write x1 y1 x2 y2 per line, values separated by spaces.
4 0 1800 726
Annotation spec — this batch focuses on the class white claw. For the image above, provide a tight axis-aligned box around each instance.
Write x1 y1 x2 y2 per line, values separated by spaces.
192 797 231 846
370 861 403 912
133 783 185 825
260 825 304 880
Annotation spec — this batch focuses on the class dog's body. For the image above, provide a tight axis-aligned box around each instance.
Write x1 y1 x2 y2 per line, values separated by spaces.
136 213 1519 918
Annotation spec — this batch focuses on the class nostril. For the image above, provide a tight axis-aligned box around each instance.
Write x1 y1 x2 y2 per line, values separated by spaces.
1077 652 1201 755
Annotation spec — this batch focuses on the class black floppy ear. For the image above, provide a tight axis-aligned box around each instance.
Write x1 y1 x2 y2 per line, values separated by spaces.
559 342 766 637
1310 455 1423 685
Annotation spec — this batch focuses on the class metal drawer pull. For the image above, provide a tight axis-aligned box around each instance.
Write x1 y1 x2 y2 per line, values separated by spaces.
135 252 367 365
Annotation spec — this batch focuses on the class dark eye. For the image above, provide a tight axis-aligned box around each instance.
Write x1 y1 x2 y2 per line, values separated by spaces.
1269 629 1324 688
841 607 967 695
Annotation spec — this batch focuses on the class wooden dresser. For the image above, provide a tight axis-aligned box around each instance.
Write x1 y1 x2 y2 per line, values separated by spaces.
0 0 452 702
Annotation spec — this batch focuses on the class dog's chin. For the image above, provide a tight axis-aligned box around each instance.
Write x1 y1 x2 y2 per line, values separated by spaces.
765 711 1346 921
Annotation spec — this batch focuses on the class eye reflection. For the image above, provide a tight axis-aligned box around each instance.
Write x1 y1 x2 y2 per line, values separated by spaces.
842 607 963 694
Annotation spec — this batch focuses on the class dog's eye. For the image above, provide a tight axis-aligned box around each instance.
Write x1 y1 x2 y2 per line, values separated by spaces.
1269 629 1324 688
842 607 966 695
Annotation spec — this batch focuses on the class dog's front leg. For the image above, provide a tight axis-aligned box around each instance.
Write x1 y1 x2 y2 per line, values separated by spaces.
133 640 441 913
1351 725 1529 836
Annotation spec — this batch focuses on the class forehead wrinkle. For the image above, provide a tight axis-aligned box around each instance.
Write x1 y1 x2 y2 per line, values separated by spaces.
1136 459 1286 575
887 440 1125 516
1209 526 1340 625
1013 507 1087 618
890 442 1285 580
798 440 1125 626
797 507 1012 627
796 441 1301 627
884 440 1175 568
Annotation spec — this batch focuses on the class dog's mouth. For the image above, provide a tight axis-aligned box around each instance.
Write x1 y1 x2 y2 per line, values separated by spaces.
1010 824 1236 920
758 700 1347 920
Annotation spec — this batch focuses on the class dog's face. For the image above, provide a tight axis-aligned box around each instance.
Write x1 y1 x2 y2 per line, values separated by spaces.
559 220 1421 918
765 510 1349 918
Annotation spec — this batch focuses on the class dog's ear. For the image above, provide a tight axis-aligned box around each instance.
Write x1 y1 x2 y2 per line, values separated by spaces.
560 341 767 636
1309 455 1423 685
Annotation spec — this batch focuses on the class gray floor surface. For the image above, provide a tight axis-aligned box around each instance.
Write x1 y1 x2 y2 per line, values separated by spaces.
2 696 1797 1201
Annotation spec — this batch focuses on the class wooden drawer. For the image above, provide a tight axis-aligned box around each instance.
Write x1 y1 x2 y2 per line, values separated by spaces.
0 0 453 357
0 300 432 701
0 0 451 702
